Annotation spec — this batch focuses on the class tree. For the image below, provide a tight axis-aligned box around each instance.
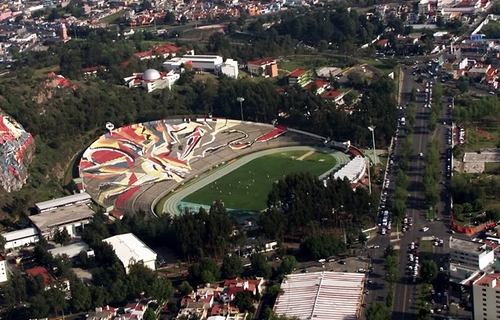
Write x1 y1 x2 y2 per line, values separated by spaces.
266 284 283 299
420 260 438 283
278 256 297 276
0 234 6 252
234 291 256 313
221 255 244 279
71 279 91 312
164 11 175 24
53 228 71 246
29 293 50 319
150 277 174 306
143 307 156 320
46 288 68 316
250 253 272 278
364 302 391 320
179 281 193 296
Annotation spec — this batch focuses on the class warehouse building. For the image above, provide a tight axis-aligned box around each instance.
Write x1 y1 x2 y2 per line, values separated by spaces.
103 233 157 274
2 227 39 251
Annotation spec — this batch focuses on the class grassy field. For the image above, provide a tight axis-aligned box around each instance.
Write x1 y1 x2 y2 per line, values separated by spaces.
464 122 500 152
182 151 337 211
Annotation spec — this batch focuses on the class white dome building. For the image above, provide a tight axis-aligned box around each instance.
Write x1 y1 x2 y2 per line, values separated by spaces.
124 68 180 93
142 69 161 81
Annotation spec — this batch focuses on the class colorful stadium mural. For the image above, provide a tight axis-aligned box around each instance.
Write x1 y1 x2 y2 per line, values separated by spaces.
79 119 288 209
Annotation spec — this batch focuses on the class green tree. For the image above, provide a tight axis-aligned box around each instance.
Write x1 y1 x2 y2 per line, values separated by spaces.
221 255 244 279
150 277 174 306
420 260 438 283
266 284 283 299
364 302 391 320
46 288 68 316
179 281 193 296
278 256 297 276
164 11 175 24
53 228 71 246
29 293 50 319
234 291 256 313
0 234 6 252
71 279 91 312
143 307 156 320
250 253 272 278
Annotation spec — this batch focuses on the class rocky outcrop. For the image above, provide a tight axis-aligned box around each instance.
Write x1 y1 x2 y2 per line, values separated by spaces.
0 111 35 192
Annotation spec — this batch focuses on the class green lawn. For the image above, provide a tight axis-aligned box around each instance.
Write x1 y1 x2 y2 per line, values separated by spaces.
182 151 337 211
99 10 125 24
464 122 500 152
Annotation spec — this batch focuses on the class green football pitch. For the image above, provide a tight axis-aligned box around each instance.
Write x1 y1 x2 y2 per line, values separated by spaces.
182 150 337 212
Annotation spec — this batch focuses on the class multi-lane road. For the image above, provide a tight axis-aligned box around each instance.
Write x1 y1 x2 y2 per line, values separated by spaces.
363 66 456 319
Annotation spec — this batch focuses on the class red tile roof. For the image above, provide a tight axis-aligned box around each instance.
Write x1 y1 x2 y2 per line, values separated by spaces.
322 90 345 99
377 39 389 46
25 267 57 286
288 69 308 77
248 58 277 66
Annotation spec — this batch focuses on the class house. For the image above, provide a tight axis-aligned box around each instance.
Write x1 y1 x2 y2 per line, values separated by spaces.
287 69 312 88
322 90 346 105
376 39 390 48
220 59 239 79
163 53 239 78
116 300 151 320
25 266 70 291
48 241 94 259
302 79 330 95
247 58 278 77
468 63 491 78
134 44 179 60
103 233 157 274
223 278 265 296
2 227 39 251
87 305 117 320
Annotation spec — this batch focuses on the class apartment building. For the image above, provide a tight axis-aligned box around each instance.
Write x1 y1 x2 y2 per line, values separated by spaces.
472 272 500 320
450 237 494 271
287 69 312 88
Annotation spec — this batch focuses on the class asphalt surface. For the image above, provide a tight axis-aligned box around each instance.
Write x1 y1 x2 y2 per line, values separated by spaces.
391 67 453 320
162 146 351 215
361 66 455 319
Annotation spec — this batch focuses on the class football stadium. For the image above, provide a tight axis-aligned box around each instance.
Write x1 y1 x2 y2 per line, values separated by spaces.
78 118 341 216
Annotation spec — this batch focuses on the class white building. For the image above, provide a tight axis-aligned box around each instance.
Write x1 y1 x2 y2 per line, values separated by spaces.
2 227 39 251
220 59 239 79
124 68 180 93
0 256 8 283
450 237 494 270
332 156 367 183
163 54 239 78
35 192 91 213
48 241 94 259
274 271 366 320
103 233 157 274
472 272 500 320
30 201 95 240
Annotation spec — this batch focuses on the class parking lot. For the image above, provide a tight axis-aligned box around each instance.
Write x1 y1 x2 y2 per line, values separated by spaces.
297 256 370 274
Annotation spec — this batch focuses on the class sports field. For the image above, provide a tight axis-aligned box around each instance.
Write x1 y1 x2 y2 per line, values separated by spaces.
182 151 337 211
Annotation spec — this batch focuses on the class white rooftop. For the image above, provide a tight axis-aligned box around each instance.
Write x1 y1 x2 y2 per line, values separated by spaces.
274 271 365 320
49 241 89 258
333 156 366 183
29 202 95 232
35 192 91 212
103 233 157 268
2 227 38 242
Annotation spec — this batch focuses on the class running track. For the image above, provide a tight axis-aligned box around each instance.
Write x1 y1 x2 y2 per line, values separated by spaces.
159 146 351 216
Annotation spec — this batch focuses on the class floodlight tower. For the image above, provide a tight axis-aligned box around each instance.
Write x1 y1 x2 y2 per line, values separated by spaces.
106 122 115 136
368 125 377 165
237 97 245 121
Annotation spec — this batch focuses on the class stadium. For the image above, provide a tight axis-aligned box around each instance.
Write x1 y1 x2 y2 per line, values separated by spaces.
78 118 362 216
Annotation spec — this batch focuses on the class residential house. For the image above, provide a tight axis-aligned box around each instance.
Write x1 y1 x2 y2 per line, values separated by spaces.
25 266 70 291
322 90 346 106
134 44 179 60
287 69 312 88
247 58 278 77
0 255 7 283
376 39 390 49
468 63 491 78
116 300 151 320
87 306 117 320
302 79 330 95
223 278 265 297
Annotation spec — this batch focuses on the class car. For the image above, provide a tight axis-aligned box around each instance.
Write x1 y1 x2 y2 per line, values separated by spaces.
365 290 369 295
318 259 326 263
373 245 380 249
421 227 429 232
367 280 373 284
420 152 423 157
339 261 346 265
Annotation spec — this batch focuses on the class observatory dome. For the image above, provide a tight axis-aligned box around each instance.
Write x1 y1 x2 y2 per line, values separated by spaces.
142 69 161 81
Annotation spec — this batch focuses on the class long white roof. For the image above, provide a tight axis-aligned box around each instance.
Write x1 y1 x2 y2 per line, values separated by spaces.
103 233 157 267
274 271 365 320
2 227 38 242
35 192 91 212
333 156 366 183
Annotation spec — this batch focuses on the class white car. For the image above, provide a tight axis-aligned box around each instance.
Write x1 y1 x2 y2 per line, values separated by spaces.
422 227 429 232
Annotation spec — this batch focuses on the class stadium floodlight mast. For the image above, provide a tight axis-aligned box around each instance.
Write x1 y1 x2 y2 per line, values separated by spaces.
106 122 115 136
237 97 245 121
368 125 377 165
